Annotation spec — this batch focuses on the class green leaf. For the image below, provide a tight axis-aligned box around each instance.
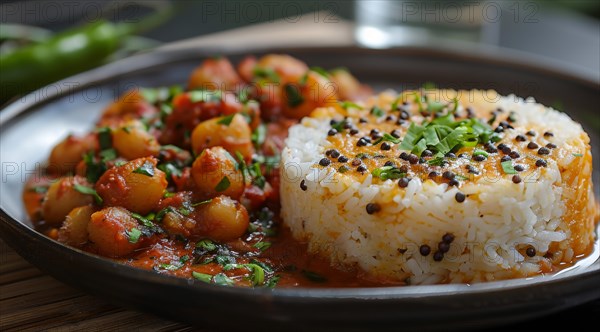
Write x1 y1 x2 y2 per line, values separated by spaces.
572 153 583 157
473 149 489 157
126 228 142 243
373 133 401 145
192 199 212 207
213 273 234 286
284 84 304 107
189 90 222 103
97 127 112 150
427 156 445 166
192 271 212 283
310 66 330 78
131 212 156 228
253 241 271 251
29 186 48 194
251 124 267 149
372 166 406 180
253 67 280 82
244 263 265 286
160 255 189 271
196 239 217 252
99 148 117 162
217 114 235 126
157 162 182 180
265 275 280 288
501 160 517 174
83 151 106 183
338 101 362 110
73 184 103 204
215 176 231 192
370 106 385 117
338 165 349 173
133 161 155 177
399 122 425 151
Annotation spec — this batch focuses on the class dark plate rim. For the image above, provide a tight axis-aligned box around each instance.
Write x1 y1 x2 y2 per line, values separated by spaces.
1 45 599 302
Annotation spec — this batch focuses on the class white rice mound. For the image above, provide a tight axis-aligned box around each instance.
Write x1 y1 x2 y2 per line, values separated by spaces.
280 90 597 284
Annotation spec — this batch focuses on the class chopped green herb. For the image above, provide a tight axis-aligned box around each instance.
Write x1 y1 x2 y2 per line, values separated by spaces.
338 101 362 110
454 174 469 181
373 133 401 145
310 66 330 78
157 162 182 180
370 106 385 117
133 161 155 177
196 239 217 252
73 184 103 204
302 270 327 283
284 84 304 107
192 199 212 207
130 213 156 228
427 157 445 166
253 241 271 251
126 228 142 243
99 148 117 162
265 275 280 288
155 206 175 222
356 152 371 160
249 259 274 273
29 186 48 194
213 273 234 286
572 153 583 157
159 255 189 271
192 271 212 283
501 160 517 174
338 165 349 173
114 160 127 167
372 166 406 181
189 89 222 103
163 191 175 198
251 124 267 149
215 176 231 192
253 67 280 82
472 149 489 157
244 263 265 286
217 114 235 126
97 127 112 150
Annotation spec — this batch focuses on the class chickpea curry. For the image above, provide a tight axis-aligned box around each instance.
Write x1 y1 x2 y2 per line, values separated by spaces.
23 54 388 288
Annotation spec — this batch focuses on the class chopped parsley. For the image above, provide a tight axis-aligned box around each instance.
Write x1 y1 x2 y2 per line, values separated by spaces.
284 84 304 107
501 160 517 174
372 166 406 180
253 67 280 82
192 271 212 283
472 149 489 157
217 114 235 126
133 161 155 177
96 127 112 150
253 241 271 252
251 124 267 149
310 66 330 78
215 176 231 192
126 228 142 243
373 133 401 145
73 184 103 204
189 89 222 103
370 106 385 117
398 112 500 157
159 255 189 271
572 153 583 157
338 101 362 110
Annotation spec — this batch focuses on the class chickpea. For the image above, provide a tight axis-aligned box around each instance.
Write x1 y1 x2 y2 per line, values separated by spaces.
101 89 156 121
87 207 143 257
95 157 167 214
188 57 242 91
191 147 246 200
282 71 339 119
329 68 372 101
48 133 98 174
193 195 249 242
190 114 254 161
42 176 95 226
112 120 160 160
58 205 95 247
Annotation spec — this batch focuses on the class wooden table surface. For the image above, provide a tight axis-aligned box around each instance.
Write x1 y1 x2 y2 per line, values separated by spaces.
2 13 599 332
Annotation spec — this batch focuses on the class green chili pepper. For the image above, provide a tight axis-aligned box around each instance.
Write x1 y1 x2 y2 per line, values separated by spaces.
0 9 172 104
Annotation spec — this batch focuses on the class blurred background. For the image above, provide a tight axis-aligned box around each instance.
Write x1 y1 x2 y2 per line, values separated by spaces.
1 0 599 104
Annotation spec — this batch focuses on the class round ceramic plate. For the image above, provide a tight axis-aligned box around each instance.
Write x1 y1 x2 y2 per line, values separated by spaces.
1 46 599 331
